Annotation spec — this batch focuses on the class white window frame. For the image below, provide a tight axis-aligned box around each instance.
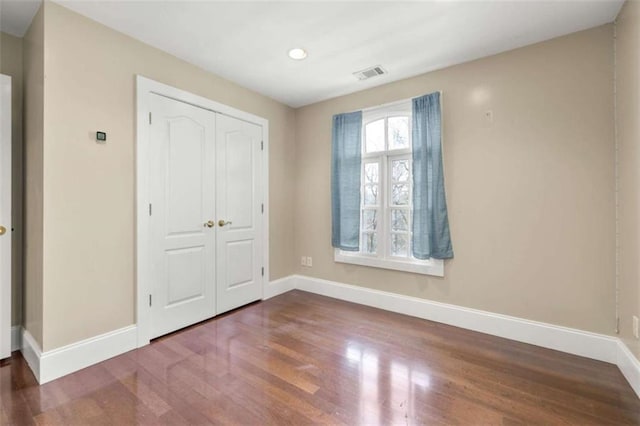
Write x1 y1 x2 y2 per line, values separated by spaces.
334 100 444 277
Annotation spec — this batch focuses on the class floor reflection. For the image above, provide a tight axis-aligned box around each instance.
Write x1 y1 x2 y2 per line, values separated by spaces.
346 341 432 424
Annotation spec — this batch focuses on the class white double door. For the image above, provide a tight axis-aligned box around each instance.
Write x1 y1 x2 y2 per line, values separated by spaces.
149 94 263 339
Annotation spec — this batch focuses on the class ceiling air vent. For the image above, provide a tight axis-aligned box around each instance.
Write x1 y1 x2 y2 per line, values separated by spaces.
353 65 387 81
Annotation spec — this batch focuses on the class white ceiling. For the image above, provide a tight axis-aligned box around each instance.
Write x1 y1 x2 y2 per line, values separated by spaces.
1 0 625 107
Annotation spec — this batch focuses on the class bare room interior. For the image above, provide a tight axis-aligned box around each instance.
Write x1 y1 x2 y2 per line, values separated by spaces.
0 0 640 423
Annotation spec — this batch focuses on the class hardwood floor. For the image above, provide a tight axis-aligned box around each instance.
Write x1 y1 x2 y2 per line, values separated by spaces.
1 289 639 425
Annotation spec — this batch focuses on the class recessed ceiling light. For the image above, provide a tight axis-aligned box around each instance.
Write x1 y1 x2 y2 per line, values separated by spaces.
288 48 307 60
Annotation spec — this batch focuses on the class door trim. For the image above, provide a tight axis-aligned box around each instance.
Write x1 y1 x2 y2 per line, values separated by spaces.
135 75 270 347
0 74 11 358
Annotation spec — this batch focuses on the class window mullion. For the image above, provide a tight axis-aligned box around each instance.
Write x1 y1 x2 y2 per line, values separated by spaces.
381 119 390 260
387 156 390 259
378 154 386 260
382 117 388 259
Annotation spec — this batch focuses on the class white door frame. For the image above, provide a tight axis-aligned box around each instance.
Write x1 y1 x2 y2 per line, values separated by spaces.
0 74 12 358
135 75 270 347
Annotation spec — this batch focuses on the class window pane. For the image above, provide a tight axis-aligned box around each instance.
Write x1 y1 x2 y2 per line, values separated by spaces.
363 210 378 231
388 116 409 150
391 234 409 257
391 184 410 205
362 232 377 254
391 159 409 182
391 209 408 231
364 185 378 206
365 119 385 153
364 163 379 184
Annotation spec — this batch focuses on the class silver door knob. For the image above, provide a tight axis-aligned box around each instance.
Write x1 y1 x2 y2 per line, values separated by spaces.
218 220 232 227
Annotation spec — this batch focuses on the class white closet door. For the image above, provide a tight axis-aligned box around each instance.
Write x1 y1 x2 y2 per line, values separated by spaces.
215 114 263 314
149 94 216 339
0 74 11 359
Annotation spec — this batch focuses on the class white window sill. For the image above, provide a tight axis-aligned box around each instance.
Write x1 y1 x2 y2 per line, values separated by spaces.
334 250 444 277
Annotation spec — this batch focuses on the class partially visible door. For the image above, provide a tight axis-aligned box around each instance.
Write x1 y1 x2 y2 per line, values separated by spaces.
215 114 263 314
149 94 216 339
0 74 11 359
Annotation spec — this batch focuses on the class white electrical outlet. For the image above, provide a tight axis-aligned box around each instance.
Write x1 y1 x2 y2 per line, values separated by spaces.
301 256 307 266
633 316 639 339
306 257 312 267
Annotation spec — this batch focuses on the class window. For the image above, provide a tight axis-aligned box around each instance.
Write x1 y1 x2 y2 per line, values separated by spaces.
335 101 444 276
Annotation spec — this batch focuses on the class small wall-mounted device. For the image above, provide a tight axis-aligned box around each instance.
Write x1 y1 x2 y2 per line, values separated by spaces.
96 131 107 142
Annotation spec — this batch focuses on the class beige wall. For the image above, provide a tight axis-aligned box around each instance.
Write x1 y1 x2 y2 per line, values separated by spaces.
0 32 24 327
22 6 45 346
616 0 640 358
295 25 616 334
20 2 621 350
39 2 296 350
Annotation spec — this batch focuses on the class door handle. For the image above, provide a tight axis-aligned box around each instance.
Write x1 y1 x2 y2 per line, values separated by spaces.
0 226 5 236
204 220 215 228
218 220 232 227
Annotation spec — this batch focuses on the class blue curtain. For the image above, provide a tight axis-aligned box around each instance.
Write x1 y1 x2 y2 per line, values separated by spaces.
331 111 363 251
412 93 453 259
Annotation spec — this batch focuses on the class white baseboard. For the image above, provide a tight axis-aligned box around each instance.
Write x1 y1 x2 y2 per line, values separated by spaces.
21 329 40 380
15 275 294 384
21 325 137 384
264 275 297 299
293 275 619 363
284 274 640 397
11 325 21 352
617 340 640 397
